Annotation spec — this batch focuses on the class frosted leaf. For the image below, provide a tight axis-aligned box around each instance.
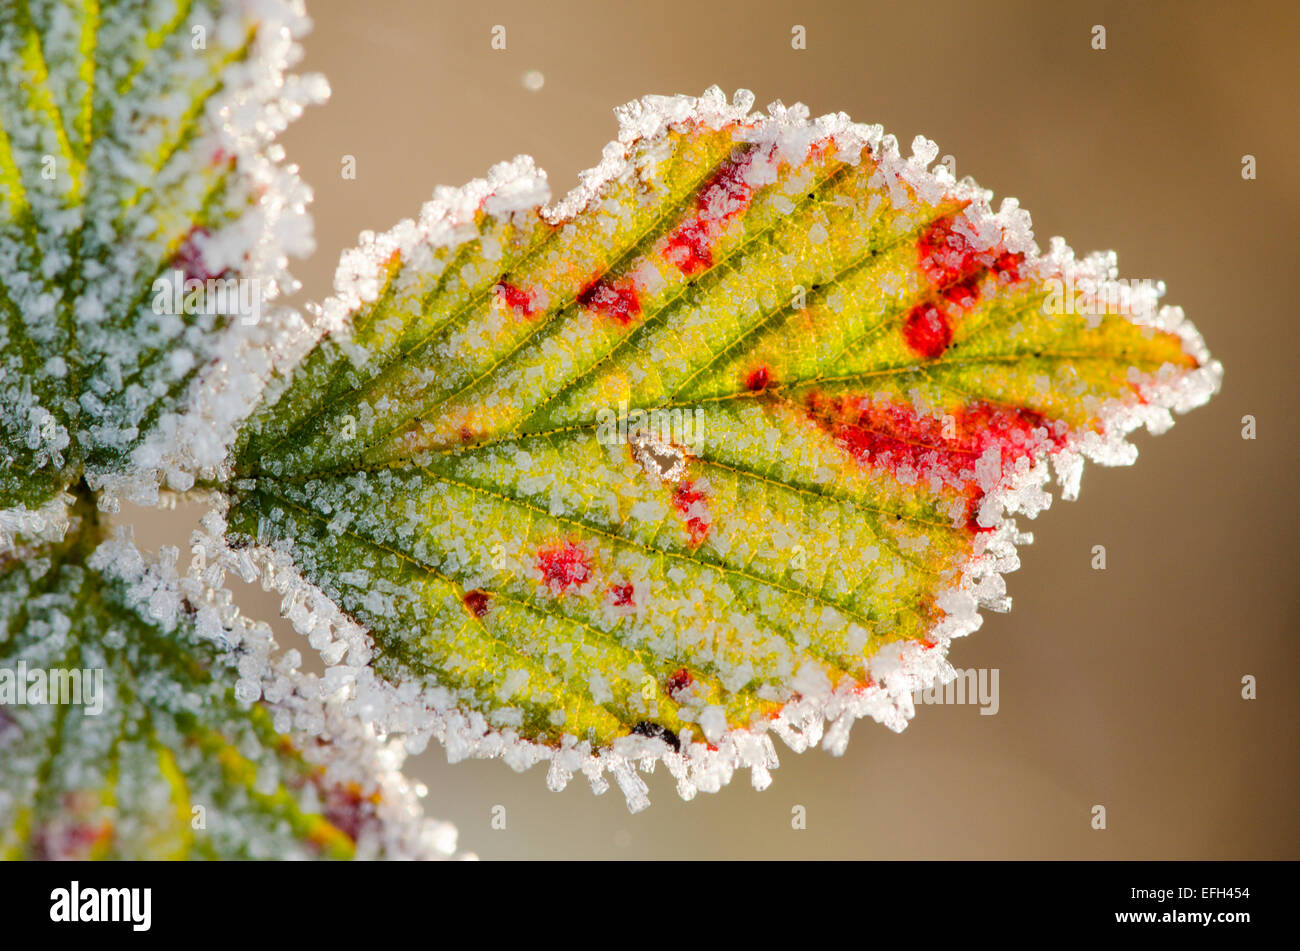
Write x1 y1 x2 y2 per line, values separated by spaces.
0 0 326 517
227 88 1220 809
0 489 73 555
0 497 459 860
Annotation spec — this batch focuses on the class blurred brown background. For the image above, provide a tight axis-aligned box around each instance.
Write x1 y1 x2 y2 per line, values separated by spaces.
127 0 1299 858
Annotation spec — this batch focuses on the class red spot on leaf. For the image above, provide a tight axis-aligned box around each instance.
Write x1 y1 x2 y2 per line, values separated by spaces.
494 280 537 317
32 821 113 860
30 792 113 859
463 589 491 617
578 278 642 325
806 394 1067 533
609 582 635 607
964 495 997 534
917 215 1025 303
663 148 762 276
745 365 773 391
918 215 984 288
664 219 716 275
993 251 1025 284
318 781 378 843
537 540 593 594
903 304 953 359
672 480 711 546
942 277 981 310
172 227 227 283
907 215 1028 356
665 668 693 698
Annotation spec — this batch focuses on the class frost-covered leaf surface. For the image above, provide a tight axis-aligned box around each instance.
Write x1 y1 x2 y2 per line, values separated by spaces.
228 88 1220 809
0 0 325 523
0 498 458 859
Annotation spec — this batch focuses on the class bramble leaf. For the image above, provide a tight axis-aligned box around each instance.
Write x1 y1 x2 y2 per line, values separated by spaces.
228 89 1220 808
0 0 324 525
0 495 456 859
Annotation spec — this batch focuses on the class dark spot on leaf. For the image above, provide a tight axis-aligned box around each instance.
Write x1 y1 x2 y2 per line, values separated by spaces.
745 365 772 391
463 589 491 617
630 721 681 751
578 278 642 325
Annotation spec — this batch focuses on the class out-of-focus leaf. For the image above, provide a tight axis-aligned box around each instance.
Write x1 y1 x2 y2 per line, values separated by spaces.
0 0 323 519
0 496 456 859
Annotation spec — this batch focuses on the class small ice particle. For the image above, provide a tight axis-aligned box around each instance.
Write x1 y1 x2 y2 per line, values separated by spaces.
522 70 544 92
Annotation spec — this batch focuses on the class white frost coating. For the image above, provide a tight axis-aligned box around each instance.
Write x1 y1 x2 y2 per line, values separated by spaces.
95 0 330 509
0 492 74 554
222 88 1221 810
88 522 462 860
